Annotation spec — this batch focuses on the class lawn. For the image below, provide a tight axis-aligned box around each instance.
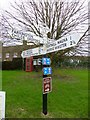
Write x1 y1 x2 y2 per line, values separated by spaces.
2 68 88 118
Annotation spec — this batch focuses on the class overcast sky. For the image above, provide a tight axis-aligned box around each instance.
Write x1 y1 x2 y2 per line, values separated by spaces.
0 0 89 10
0 0 11 9
0 0 89 49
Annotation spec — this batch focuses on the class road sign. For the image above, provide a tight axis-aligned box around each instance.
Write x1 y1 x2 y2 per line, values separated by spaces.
21 46 46 58
37 58 42 65
43 67 52 75
42 58 51 65
46 33 80 54
21 47 40 58
43 77 52 94
21 32 80 58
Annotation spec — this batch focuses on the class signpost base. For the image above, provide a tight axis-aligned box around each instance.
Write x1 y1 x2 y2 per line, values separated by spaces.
43 93 47 115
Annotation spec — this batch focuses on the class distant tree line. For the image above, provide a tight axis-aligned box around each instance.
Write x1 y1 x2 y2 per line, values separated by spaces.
52 56 89 68
2 56 89 70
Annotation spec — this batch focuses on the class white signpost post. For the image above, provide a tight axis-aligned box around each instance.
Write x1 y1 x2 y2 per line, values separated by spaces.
0 91 5 119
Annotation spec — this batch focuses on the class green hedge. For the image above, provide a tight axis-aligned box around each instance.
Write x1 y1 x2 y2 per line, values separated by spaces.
2 58 23 70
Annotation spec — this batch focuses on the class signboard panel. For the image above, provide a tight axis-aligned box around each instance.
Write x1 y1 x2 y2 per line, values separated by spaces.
0 91 5 119
39 46 47 55
21 46 46 58
43 77 52 94
21 32 80 58
43 67 52 75
21 47 40 58
42 58 51 65
46 33 80 54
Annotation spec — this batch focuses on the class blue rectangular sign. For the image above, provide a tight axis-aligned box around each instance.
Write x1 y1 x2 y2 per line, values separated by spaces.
43 67 52 75
42 58 51 65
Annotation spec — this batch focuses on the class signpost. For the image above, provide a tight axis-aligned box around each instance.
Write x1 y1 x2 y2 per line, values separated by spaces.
21 31 81 115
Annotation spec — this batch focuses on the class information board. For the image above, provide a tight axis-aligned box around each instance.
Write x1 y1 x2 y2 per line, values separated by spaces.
43 77 52 94
0 91 5 119
43 67 52 75
42 58 51 65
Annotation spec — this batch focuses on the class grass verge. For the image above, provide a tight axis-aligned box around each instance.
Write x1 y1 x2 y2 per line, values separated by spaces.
2 68 88 118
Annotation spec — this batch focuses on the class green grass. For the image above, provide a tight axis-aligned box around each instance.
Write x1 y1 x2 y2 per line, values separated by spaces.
2 68 88 118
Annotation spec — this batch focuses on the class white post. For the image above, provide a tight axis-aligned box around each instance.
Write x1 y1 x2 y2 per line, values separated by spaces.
0 91 6 119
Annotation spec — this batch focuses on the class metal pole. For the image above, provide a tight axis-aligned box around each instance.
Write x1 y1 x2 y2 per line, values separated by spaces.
42 55 48 115
22 58 24 71
43 93 47 115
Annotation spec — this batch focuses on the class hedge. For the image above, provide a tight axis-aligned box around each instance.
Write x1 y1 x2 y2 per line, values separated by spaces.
2 58 23 70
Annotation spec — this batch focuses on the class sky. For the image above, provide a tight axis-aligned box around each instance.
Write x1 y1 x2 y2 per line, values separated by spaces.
0 0 89 9
0 0 89 49
0 0 11 9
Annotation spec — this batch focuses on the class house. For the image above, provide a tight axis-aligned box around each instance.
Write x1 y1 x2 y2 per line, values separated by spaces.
1 40 35 62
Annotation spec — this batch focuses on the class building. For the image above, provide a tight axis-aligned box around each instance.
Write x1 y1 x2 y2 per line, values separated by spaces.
1 41 35 61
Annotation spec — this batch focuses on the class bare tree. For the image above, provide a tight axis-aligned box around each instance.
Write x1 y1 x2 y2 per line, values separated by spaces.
1 0 89 56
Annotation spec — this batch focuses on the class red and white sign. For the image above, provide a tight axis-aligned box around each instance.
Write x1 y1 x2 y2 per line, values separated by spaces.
43 77 52 94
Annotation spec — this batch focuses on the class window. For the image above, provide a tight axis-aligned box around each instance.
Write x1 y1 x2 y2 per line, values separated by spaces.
13 53 18 58
6 53 9 58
